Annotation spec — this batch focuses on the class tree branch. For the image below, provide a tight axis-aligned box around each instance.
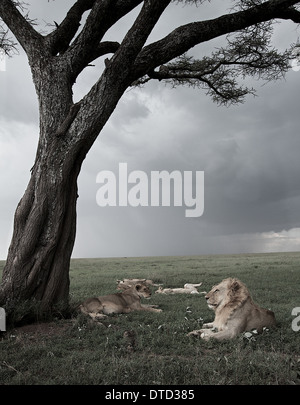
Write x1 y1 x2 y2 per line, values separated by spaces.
70 0 172 147
45 0 96 55
111 0 171 70
67 0 143 82
142 42 288 105
0 0 43 55
92 41 120 60
277 5 300 21
132 0 300 77
0 21 17 55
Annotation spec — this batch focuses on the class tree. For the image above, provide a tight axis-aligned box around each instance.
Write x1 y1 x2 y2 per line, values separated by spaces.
0 0 299 318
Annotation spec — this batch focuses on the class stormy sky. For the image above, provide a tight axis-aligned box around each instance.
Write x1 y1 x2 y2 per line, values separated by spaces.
0 0 300 259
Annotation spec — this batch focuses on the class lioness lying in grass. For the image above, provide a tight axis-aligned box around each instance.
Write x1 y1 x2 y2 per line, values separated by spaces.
80 283 162 320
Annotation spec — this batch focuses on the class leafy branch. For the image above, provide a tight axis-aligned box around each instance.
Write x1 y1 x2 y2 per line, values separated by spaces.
133 19 291 105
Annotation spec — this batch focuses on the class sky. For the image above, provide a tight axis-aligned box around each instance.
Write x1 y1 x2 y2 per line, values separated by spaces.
0 0 300 259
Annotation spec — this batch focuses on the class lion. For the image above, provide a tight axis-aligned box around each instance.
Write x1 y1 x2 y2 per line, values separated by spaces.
187 278 276 340
80 283 162 320
116 278 159 291
155 283 205 295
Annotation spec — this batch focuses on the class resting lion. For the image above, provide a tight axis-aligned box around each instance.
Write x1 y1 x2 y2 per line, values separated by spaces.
188 277 276 340
80 283 162 320
116 278 159 291
155 283 204 295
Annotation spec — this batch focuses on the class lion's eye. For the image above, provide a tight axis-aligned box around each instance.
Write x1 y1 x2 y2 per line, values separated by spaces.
214 289 219 293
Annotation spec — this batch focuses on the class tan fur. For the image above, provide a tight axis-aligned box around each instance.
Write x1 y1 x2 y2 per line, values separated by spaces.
116 278 159 291
80 283 162 320
188 278 276 340
155 283 205 295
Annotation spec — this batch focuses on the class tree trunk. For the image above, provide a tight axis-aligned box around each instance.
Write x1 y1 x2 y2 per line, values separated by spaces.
0 129 84 316
0 56 128 320
0 0 168 321
0 59 89 316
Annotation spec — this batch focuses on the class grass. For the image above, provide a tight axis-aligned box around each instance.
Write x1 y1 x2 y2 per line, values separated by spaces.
0 252 300 385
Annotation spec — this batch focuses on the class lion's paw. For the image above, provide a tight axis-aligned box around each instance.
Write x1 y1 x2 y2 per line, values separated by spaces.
187 329 202 337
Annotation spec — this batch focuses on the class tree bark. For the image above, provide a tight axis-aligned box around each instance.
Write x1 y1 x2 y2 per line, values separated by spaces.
0 110 84 314
1 164 79 312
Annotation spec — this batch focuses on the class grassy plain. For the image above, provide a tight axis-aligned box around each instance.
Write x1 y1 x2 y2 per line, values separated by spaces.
0 252 300 385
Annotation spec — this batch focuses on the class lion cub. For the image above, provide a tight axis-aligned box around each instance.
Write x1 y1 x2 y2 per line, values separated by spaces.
80 283 162 320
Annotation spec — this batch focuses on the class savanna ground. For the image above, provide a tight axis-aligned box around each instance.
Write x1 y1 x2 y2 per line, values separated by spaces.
0 252 300 385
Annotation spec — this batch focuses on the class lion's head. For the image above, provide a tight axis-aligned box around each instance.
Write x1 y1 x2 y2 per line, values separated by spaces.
205 278 250 312
134 283 152 299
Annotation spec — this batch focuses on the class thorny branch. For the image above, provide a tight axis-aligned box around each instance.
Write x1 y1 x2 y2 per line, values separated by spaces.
135 22 291 105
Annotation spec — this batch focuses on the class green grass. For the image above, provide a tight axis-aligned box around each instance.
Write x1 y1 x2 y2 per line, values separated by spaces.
1 252 300 385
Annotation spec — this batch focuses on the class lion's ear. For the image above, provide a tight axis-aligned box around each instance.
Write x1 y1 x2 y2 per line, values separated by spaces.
135 284 142 291
230 280 241 293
